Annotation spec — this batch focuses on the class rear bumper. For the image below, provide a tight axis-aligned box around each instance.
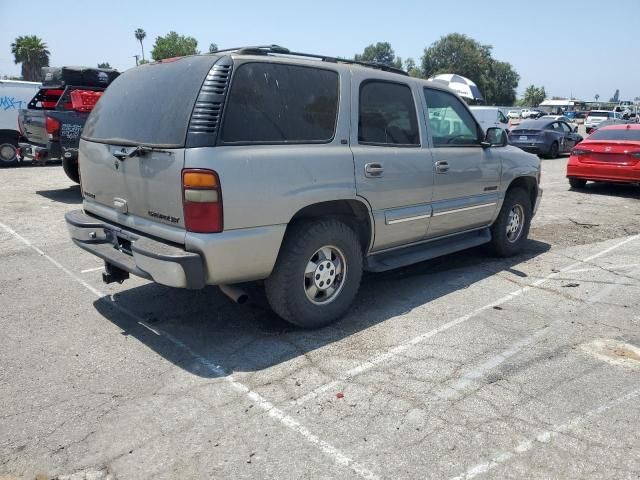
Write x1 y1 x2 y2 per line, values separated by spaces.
65 209 206 289
567 162 640 183
18 142 61 161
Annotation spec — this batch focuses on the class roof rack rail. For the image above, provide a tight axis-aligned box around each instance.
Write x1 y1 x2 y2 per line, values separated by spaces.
212 45 408 76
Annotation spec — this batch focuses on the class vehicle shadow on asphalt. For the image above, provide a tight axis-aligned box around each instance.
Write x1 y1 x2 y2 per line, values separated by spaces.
36 185 82 204
93 239 550 378
571 182 640 200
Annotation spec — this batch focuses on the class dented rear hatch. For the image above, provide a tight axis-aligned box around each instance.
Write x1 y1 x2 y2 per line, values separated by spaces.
79 55 221 241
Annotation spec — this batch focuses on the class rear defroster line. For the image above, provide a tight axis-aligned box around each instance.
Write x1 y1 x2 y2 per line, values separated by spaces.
0 220 379 480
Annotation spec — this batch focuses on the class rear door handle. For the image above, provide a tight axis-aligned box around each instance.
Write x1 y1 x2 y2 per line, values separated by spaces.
364 162 384 178
435 161 449 174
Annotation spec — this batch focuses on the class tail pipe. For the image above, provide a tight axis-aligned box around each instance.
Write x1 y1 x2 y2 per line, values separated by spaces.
219 284 248 305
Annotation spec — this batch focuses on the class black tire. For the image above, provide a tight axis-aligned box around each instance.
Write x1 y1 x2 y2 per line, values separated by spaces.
488 188 532 257
547 141 559 159
62 157 80 183
265 219 363 329
569 177 587 189
0 135 19 167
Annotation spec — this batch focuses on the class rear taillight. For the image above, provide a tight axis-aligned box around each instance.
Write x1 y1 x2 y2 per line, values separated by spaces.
182 169 223 233
45 116 60 135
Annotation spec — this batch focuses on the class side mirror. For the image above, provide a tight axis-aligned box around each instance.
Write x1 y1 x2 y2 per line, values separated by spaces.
483 127 508 147
572 125 579 133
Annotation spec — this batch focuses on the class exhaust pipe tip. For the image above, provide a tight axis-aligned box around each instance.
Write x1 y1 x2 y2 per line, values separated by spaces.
219 284 249 305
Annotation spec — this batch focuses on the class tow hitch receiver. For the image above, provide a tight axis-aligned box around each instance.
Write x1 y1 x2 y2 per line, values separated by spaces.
102 262 130 284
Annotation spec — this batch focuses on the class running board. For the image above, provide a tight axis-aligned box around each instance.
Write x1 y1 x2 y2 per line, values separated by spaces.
365 228 491 272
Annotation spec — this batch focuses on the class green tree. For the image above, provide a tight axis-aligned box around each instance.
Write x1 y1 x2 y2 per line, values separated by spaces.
209 43 218 53
485 60 519 105
523 85 546 107
135 28 146 61
403 58 424 78
11 35 50 81
354 42 402 68
97 62 111 69
151 31 199 60
420 33 519 105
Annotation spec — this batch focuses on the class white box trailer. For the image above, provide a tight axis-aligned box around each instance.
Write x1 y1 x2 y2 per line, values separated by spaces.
0 79 41 166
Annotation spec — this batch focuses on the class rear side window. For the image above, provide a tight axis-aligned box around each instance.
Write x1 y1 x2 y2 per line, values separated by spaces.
221 63 338 144
358 81 419 146
83 56 218 147
589 128 640 141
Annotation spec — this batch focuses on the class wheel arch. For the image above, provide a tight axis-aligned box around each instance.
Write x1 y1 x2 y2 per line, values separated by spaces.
286 199 374 253
507 175 538 211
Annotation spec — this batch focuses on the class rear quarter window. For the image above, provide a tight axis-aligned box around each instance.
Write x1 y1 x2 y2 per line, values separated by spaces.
220 62 339 144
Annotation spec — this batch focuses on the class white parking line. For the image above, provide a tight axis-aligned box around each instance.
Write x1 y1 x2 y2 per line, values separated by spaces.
293 235 639 406
81 266 104 273
449 387 640 480
445 265 639 397
0 221 379 480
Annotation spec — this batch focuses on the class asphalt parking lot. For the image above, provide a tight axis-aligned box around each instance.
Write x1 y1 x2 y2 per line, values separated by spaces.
1 153 639 479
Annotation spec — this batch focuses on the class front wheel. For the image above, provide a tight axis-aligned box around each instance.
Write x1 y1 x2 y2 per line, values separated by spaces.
265 219 363 328
488 188 532 257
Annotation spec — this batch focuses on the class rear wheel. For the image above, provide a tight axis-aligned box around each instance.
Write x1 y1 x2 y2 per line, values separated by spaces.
568 177 587 189
62 157 80 183
265 219 363 329
547 141 559 159
488 188 532 257
0 135 19 167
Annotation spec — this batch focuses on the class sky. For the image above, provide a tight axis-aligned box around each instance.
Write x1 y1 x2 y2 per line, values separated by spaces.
2 0 639 102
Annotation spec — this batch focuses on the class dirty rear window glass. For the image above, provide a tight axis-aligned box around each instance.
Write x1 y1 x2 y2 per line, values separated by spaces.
82 56 217 147
221 63 339 144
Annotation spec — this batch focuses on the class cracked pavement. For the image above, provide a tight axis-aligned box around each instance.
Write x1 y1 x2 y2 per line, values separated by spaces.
1 155 639 479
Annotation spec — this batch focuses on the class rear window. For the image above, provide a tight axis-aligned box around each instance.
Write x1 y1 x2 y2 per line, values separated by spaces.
220 63 339 144
588 111 611 118
82 56 218 147
588 128 640 141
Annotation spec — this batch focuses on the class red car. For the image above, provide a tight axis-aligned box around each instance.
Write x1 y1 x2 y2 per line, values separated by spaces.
567 124 640 188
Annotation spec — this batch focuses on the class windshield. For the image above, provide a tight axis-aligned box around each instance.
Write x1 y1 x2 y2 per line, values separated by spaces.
82 55 218 147
589 128 640 141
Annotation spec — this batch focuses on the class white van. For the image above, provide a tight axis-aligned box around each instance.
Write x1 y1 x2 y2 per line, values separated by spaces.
470 106 510 134
0 79 41 166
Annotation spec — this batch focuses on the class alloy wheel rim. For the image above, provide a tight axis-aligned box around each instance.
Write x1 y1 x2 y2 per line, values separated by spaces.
506 204 525 243
304 245 347 305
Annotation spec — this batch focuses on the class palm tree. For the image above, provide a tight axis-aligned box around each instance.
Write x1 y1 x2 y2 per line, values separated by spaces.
134 28 146 61
11 35 50 81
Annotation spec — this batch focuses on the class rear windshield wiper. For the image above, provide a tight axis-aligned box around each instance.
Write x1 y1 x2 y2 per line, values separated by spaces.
112 145 173 160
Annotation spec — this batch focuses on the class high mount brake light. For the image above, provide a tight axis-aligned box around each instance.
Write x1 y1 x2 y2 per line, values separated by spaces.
182 169 223 233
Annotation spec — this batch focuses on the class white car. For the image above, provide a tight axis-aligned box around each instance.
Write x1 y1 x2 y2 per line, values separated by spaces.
470 106 510 134
508 109 522 119
0 79 41 166
584 111 619 132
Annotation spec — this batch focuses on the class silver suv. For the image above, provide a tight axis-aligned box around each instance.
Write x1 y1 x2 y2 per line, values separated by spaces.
66 46 542 328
